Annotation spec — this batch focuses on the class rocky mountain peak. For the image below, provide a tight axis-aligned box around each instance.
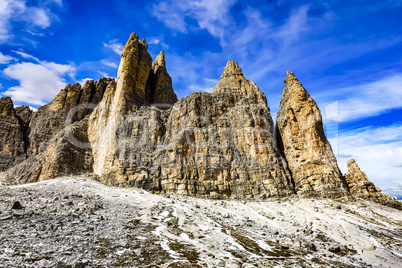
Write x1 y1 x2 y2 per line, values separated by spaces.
344 158 398 204
277 71 350 198
286 70 295 78
345 159 379 195
152 50 166 70
221 59 244 78
212 60 267 106
1 32 399 209
150 50 177 105
0 97 15 116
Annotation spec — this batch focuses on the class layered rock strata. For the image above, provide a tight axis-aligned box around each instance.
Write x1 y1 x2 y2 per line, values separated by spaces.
345 159 399 207
89 37 294 198
0 78 113 183
276 71 350 198
0 97 27 171
1 32 396 203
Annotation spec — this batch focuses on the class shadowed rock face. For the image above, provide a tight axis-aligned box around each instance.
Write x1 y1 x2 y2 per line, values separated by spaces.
0 97 26 171
276 71 350 198
149 50 178 105
0 78 113 183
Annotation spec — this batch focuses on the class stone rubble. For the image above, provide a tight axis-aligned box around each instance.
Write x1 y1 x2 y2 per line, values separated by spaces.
0 177 400 267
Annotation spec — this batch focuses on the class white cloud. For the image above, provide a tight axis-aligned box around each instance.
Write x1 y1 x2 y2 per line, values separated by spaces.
100 59 118 69
24 6 51 28
189 84 213 93
151 0 236 42
103 39 123 55
0 0 58 43
148 38 160 45
0 51 14 64
97 71 108 77
22 30 45 36
272 5 310 47
329 124 402 197
188 77 217 93
12 50 40 62
382 182 402 199
316 75 402 123
2 60 75 106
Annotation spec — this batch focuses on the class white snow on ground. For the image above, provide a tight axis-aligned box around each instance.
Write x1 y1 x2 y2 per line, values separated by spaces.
2 176 402 267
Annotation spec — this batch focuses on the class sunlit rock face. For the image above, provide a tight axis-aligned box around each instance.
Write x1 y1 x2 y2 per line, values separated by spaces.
155 60 294 199
2 32 398 205
345 159 399 206
89 38 294 198
276 71 350 198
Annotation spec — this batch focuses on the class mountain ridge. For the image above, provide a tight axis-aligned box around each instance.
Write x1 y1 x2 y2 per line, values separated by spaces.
0 33 400 207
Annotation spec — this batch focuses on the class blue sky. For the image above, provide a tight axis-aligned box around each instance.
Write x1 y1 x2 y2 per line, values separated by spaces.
0 0 401 198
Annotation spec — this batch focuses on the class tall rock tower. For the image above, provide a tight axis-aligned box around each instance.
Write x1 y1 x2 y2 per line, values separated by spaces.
88 33 177 184
276 71 350 198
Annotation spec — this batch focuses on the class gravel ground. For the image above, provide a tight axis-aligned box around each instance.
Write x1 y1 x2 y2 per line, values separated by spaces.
0 176 401 267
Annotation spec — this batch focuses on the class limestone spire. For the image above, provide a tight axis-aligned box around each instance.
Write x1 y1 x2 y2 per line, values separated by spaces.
152 50 166 70
221 60 243 78
276 71 350 198
151 50 177 105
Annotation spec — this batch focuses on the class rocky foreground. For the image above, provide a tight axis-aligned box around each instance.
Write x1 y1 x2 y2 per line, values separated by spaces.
0 176 401 267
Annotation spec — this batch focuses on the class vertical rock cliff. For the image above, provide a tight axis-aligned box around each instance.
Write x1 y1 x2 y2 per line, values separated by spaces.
1 32 397 205
149 50 178 105
88 33 177 183
276 71 350 198
89 49 294 198
0 78 113 183
157 60 294 198
0 97 27 171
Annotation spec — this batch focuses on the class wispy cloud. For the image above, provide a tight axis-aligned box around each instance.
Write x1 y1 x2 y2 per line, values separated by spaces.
100 59 118 69
12 50 40 62
382 182 402 200
151 0 236 43
103 39 123 55
317 75 402 122
0 0 60 44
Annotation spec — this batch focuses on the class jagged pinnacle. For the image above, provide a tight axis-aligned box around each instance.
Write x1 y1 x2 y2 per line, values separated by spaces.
221 60 243 78
286 71 295 78
152 50 166 70
284 71 303 90
128 32 139 42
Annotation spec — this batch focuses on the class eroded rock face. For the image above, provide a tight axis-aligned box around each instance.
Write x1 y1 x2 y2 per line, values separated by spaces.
150 50 178 105
344 159 399 207
0 97 26 171
0 78 113 183
1 32 396 204
276 71 350 198
90 56 294 199
345 159 379 196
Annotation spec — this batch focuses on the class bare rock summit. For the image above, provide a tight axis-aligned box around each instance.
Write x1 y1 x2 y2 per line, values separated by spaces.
276 71 350 198
345 159 399 207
